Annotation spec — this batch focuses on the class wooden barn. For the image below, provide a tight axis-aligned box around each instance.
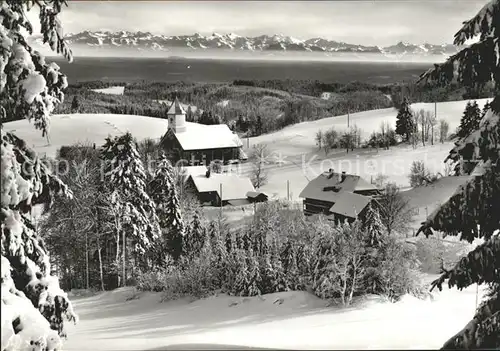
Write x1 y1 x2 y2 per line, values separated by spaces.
299 169 380 223
160 98 246 165
187 172 256 207
246 191 269 203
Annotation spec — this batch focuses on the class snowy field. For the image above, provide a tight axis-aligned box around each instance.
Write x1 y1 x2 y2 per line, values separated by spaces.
4 99 489 350
63 281 485 350
91 86 125 95
4 99 489 201
249 99 490 156
239 99 490 199
4 113 167 158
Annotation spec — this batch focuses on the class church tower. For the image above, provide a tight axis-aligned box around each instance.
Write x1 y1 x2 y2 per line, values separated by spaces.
167 97 187 133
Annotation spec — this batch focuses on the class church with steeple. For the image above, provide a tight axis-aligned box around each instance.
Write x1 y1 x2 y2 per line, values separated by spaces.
160 98 246 165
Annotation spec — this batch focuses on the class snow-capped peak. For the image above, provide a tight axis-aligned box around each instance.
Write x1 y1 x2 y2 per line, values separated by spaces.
32 30 459 57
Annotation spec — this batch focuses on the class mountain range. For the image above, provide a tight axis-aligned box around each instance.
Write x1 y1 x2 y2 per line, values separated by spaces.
28 31 461 58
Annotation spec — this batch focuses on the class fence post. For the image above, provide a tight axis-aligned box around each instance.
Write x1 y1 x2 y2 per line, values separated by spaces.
220 183 223 213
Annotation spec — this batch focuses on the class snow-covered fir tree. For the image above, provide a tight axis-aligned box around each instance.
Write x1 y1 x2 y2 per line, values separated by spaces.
281 241 299 290
417 0 500 348
395 97 414 141
100 132 160 268
457 100 481 139
232 248 249 296
184 209 205 257
362 202 385 247
203 216 229 285
260 235 287 293
149 153 184 261
1 1 78 349
246 248 262 296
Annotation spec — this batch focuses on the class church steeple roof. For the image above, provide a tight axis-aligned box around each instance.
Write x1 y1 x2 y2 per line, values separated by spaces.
167 97 186 115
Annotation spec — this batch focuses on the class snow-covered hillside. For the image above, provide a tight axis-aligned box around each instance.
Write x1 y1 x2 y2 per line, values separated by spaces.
63 282 484 350
91 86 125 95
250 99 490 156
3 114 167 158
241 98 490 199
3 98 491 199
3 100 492 350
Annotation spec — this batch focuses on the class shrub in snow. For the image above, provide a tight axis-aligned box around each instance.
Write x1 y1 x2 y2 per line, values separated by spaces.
371 236 425 302
310 221 367 306
415 237 447 274
408 160 441 187
310 217 422 306
1 1 77 350
417 0 500 347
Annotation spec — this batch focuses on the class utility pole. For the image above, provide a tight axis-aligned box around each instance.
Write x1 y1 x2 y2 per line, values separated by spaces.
220 183 223 213
122 229 126 287
347 108 350 128
247 135 249 148
287 180 290 201
475 284 479 309
85 232 89 290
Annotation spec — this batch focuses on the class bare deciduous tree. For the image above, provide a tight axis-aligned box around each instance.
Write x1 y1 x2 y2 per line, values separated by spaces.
322 127 338 156
315 130 323 151
374 173 389 188
250 143 270 189
377 183 415 236
439 119 450 143
380 121 392 150
427 113 437 145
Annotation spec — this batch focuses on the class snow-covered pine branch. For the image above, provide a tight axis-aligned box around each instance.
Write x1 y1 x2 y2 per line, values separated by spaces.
2 1 77 349
429 235 500 292
446 109 500 168
417 0 499 114
453 0 499 45
441 288 500 349
415 0 499 348
1 1 73 136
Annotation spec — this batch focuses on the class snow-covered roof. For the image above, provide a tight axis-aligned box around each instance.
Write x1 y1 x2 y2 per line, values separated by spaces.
179 165 209 182
299 171 378 202
189 173 255 201
167 97 186 115
328 192 372 219
173 123 243 151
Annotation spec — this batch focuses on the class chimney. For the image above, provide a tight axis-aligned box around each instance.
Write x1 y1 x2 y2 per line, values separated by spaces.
341 171 347 183
205 169 211 178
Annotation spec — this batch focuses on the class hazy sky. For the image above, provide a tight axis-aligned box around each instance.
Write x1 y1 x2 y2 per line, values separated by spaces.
30 0 488 46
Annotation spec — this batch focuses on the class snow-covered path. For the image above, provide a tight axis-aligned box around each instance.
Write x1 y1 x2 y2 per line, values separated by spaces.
64 283 483 350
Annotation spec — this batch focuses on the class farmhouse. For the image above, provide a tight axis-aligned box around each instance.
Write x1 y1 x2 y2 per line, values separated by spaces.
187 171 256 207
246 191 269 203
160 98 245 165
299 169 379 223
320 92 333 100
